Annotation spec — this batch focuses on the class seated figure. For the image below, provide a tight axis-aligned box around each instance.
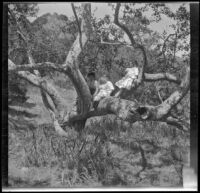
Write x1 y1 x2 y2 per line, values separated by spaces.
114 67 139 97
86 72 99 96
93 76 115 108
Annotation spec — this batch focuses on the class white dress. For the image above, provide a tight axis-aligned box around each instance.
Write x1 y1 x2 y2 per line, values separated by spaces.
93 81 115 101
115 67 139 90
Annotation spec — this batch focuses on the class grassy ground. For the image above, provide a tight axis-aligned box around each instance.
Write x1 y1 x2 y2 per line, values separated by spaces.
8 78 188 188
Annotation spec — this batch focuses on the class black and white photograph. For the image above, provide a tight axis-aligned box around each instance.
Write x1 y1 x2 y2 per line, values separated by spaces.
2 1 198 191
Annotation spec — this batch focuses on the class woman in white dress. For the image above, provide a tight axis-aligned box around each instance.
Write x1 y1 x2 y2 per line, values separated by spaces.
114 67 139 97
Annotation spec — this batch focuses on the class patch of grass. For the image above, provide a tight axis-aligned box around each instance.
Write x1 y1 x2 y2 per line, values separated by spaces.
9 92 187 188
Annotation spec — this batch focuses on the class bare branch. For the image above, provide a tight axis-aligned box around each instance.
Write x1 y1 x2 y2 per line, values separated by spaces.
39 79 66 117
136 45 148 84
99 39 133 48
164 116 189 132
40 94 78 139
16 71 65 118
8 60 64 109
144 72 181 84
62 3 93 124
156 87 163 103
71 3 83 50
40 89 56 113
114 3 136 47
63 4 91 67
48 108 78 138
8 61 66 73
155 66 190 119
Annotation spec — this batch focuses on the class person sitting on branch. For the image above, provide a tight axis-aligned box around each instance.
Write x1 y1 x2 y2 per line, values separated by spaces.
93 75 115 109
86 72 99 96
114 67 139 97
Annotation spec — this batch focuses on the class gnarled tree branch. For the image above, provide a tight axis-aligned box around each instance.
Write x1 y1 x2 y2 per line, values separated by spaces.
114 3 136 47
8 61 64 73
155 66 190 119
144 72 181 84
63 3 92 121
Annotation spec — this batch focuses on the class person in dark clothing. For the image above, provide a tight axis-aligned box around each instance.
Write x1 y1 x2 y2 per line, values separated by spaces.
86 72 99 96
